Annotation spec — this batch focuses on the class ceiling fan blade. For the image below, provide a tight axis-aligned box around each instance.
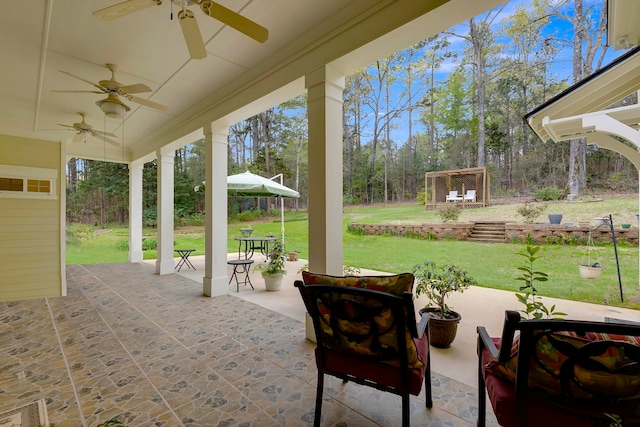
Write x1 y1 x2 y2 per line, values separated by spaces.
93 0 160 21
200 1 268 43
126 95 169 112
91 129 118 138
178 9 207 60
57 123 75 129
89 131 120 146
51 90 104 94
59 71 106 92
72 132 84 143
118 83 152 94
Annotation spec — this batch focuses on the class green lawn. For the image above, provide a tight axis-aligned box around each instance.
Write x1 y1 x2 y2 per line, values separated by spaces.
66 195 640 310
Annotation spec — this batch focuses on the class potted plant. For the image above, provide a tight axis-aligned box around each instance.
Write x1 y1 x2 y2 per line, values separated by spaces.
240 225 253 237
254 238 287 291
579 262 603 280
412 260 477 348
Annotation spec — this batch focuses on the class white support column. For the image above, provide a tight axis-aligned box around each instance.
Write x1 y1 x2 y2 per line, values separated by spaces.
128 160 144 263
202 124 229 297
305 65 345 276
305 66 345 341
155 148 175 275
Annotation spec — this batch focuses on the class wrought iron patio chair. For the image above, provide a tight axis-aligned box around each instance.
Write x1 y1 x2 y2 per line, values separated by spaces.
477 310 640 427
296 272 432 427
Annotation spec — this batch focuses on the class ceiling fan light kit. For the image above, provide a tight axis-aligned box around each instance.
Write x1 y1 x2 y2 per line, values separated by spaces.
96 95 128 119
57 113 120 146
53 63 167 119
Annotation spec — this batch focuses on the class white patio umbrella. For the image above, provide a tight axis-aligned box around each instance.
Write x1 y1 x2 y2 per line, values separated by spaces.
227 171 300 244
227 171 300 198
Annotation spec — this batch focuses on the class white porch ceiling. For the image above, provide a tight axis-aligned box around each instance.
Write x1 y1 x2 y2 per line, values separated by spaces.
1 0 505 163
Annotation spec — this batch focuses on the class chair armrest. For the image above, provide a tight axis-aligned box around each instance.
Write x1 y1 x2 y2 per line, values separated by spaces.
417 311 429 339
477 326 500 361
477 310 521 362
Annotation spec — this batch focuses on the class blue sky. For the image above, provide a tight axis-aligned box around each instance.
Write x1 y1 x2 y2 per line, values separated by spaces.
384 0 627 145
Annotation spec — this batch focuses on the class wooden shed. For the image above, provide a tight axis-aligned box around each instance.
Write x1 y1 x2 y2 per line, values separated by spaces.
424 167 489 210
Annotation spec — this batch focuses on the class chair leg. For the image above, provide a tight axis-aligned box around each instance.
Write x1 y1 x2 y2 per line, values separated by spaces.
314 371 324 427
425 346 433 408
402 394 410 427
477 380 486 427
477 339 486 427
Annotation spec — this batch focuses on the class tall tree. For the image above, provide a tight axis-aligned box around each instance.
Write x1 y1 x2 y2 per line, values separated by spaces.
343 71 369 203
445 5 506 168
545 0 609 196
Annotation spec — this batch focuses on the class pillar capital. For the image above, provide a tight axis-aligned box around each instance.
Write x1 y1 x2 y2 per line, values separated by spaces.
305 65 345 90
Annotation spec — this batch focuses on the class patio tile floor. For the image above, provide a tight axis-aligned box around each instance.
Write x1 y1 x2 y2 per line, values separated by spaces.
0 262 498 426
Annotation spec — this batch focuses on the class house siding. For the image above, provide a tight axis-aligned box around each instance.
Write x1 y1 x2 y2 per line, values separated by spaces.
0 135 64 302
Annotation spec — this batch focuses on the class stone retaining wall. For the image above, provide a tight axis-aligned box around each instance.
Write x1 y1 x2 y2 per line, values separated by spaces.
349 222 639 246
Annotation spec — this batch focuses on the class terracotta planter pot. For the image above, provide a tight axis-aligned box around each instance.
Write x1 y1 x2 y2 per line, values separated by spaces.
420 308 461 348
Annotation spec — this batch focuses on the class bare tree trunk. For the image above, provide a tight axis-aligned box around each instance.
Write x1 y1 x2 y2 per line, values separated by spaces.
250 115 260 165
384 77 390 203
470 17 487 167
260 111 271 173
343 106 353 200
563 0 607 195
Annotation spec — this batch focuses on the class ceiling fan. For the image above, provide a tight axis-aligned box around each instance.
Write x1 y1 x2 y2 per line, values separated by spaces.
52 63 168 117
58 113 120 146
93 0 269 60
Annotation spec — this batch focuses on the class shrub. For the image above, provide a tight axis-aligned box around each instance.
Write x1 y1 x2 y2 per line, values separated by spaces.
404 230 424 240
66 229 81 246
143 207 157 228
517 201 546 224
181 212 206 227
115 239 129 251
438 205 461 223
67 223 96 242
347 224 366 235
416 189 431 205
533 186 564 201
142 237 157 250
509 234 522 244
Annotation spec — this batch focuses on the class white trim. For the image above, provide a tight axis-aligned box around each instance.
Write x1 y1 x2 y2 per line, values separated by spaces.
0 164 57 199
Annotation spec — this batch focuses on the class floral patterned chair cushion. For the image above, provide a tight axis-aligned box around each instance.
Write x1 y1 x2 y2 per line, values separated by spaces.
486 330 640 399
301 271 423 368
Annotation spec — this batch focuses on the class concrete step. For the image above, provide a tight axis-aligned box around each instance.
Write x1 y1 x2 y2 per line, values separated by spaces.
469 221 506 243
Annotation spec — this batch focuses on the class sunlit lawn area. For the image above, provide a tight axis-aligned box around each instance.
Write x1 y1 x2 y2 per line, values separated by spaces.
66 195 640 310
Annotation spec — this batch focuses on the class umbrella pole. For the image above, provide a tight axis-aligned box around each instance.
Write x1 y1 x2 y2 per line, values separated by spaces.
269 174 286 246
280 196 285 246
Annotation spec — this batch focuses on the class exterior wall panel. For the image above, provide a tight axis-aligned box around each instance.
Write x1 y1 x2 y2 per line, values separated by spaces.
0 135 64 302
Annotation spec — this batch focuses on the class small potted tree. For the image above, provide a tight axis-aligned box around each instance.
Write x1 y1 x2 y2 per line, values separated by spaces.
254 238 287 291
412 260 477 348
